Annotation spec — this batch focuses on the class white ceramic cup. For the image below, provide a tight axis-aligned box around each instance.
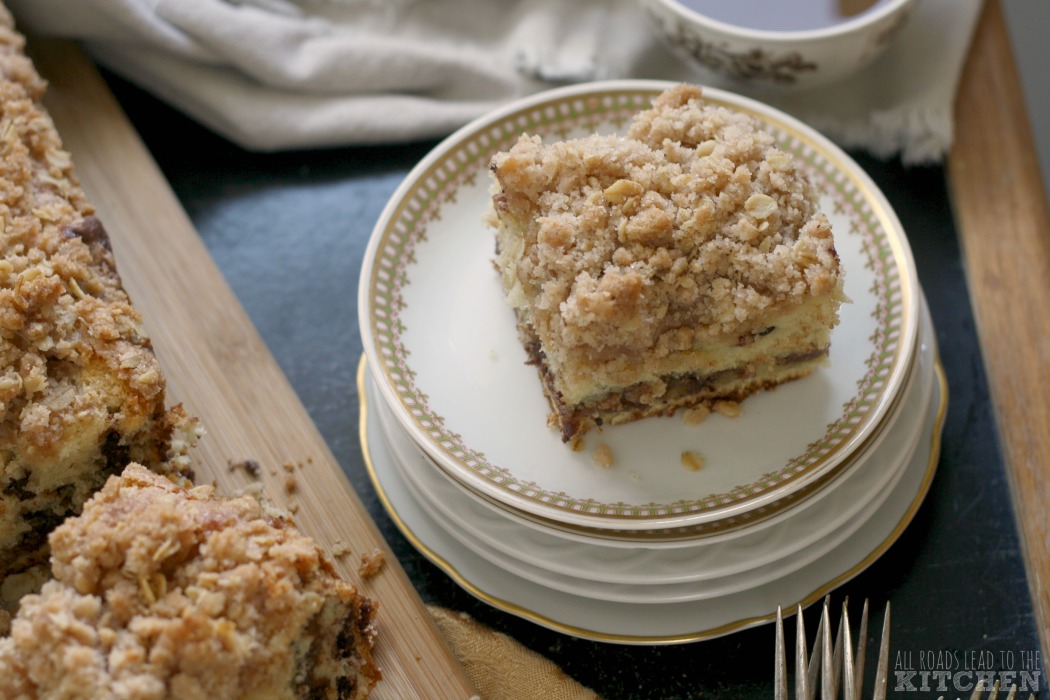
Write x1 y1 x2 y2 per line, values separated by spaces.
638 0 916 90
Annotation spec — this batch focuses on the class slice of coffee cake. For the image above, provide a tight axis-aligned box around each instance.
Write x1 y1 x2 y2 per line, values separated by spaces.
487 84 845 443
0 464 381 699
0 5 197 581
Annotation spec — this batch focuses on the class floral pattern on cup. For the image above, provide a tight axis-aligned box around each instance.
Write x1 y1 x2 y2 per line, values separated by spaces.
665 18 818 84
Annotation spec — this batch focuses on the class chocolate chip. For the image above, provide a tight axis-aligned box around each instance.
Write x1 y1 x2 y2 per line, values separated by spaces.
61 215 111 251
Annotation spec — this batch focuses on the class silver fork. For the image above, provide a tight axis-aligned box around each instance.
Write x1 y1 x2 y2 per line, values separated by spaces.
774 598 1037 700
775 597 890 700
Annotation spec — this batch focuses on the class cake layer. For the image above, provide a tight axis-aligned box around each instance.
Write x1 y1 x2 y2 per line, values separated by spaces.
527 318 829 442
514 285 840 407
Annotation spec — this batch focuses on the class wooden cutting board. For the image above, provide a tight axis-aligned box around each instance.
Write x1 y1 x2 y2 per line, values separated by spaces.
28 36 477 699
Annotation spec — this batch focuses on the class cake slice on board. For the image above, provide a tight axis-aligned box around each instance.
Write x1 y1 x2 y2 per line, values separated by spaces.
0 3 198 587
0 464 381 699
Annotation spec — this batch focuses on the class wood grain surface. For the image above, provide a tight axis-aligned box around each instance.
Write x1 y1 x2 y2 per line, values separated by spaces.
28 36 478 699
948 0 1050 658
23 2 1050 691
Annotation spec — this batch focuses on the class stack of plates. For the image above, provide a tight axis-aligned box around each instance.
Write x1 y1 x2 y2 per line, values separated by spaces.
357 80 947 644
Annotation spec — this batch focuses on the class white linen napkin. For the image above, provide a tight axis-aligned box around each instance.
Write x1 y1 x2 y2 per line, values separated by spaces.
9 0 980 163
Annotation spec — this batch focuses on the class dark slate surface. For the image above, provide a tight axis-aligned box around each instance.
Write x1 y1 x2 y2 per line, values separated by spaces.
103 71 1041 699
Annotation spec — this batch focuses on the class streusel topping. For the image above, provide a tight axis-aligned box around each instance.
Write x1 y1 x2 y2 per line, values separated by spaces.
0 465 378 699
490 84 840 358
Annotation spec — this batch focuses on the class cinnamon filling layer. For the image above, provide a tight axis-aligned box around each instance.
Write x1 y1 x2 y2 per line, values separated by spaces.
523 329 828 442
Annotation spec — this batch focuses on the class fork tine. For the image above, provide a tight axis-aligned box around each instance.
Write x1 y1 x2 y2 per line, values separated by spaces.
831 600 846 700
842 601 855 700
872 601 891 700
795 604 809 700
853 600 870 700
806 603 824 700
775 606 788 700
822 599 835 700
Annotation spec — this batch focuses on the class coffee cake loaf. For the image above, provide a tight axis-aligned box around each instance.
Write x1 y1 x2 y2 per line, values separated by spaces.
487 84 845 443
0 6 199 582
0 464 381 699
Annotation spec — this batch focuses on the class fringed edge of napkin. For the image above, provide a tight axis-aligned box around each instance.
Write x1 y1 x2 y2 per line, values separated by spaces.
804 102 956 166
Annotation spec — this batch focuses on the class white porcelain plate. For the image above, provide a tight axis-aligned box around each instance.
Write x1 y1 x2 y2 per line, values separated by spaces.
367 296 934 597
360 350 947 642
359 79 919 531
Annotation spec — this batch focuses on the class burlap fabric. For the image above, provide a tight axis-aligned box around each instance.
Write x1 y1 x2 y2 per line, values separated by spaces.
428 606 601 700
